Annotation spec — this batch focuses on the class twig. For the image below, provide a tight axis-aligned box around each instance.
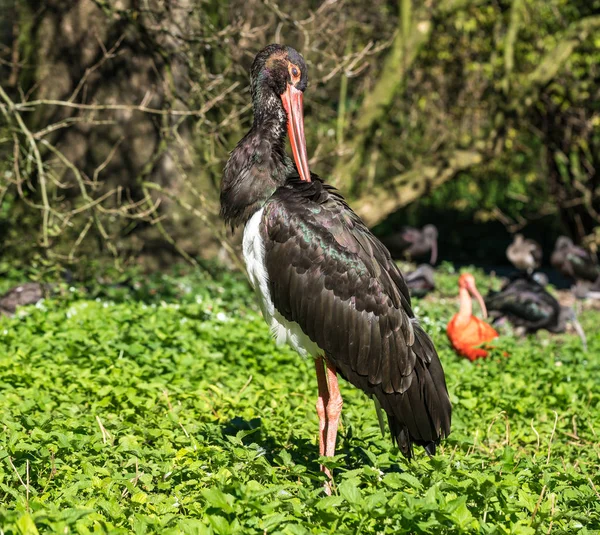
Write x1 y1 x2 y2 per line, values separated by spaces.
236 375 253 399
141 184 199 267
163 390 191 439
179 422 190 439
96 415 112 445
142 181 245 272
8 457 29 511
68 33 127 103
122 458 145 498
10 81 239 118
68 217 94 262
33 117 116 140
486 410 506 448
530 484 546 523
531 419 541 452
162 390 173 411
546 493 556 534
93 136 124 184
546 411 559 465
0 83 51 246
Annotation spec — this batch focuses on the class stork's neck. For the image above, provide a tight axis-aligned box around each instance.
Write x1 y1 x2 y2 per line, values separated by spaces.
253 92 288 144
220 92 293 229
456 287 472 324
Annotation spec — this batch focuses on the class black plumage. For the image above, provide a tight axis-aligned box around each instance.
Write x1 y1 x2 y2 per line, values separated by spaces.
550 236 599 283
485 273 566 333
261 178 450 456
405 264 436 298
220 44 451 462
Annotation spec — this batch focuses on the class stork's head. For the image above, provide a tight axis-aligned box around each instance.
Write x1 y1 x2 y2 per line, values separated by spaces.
251 44 310 183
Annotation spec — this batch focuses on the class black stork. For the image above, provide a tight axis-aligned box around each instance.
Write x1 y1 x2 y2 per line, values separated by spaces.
506 234 542 273
382 225 438 265
220 45 451 490
485 273 587 349
405 264 436 298
551 236 599 283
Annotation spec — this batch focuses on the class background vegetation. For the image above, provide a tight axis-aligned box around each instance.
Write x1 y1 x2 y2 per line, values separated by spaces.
1 267 599 534
1 0 599 270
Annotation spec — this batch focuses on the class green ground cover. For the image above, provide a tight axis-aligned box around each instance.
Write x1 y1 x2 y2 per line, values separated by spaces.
0 267 598 534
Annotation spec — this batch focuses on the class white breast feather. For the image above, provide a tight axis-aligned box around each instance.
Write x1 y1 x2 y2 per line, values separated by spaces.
243 208 320 358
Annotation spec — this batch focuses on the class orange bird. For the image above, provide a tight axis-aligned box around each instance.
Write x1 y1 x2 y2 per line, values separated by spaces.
447 273 499 361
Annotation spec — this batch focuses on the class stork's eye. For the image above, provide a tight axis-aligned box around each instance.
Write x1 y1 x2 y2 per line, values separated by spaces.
289 64 301 82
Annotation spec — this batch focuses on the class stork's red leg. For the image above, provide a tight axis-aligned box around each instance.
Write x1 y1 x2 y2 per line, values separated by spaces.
315 357 343 494
324 361 343 458
314 356 329 458
315 356 339 495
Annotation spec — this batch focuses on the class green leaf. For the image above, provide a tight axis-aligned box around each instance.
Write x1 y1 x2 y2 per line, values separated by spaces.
16 514 39 535
261 513 290 530
383 472 423 490
338 479 363 507
208 514 231 535
517 489 537 513
202 488 234 513
131 491 148 504
448 498 476 530
316 495 344 510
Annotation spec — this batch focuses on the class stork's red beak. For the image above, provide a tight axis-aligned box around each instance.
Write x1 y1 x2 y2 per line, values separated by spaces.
281 84 311 182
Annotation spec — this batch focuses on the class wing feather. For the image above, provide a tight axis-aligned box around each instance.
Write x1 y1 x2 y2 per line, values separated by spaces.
261 178 451 455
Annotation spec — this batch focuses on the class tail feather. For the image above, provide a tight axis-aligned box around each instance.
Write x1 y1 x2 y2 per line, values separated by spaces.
373 323 451 458
329 320 451 459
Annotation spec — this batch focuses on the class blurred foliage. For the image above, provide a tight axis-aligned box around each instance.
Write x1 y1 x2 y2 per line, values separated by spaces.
0 0 598 272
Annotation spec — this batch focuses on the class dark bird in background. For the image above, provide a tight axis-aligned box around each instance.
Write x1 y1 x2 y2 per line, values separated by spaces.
581 276 600 300
0 282 49 317
405 264 436 298
506 234 542 273
383 224 438 265
220 44 451 492
572 276 600 300
485 273 587 350
551 236 599 283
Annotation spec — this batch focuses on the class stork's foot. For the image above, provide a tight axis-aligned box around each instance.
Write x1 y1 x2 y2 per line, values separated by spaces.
320 465 333 495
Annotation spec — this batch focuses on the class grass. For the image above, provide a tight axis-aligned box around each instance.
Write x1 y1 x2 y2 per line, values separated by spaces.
0 266 599 534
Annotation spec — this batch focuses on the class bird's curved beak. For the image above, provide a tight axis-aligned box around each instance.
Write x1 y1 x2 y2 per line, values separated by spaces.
467 280 488 319
430 239 438 265
281 84 311 182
